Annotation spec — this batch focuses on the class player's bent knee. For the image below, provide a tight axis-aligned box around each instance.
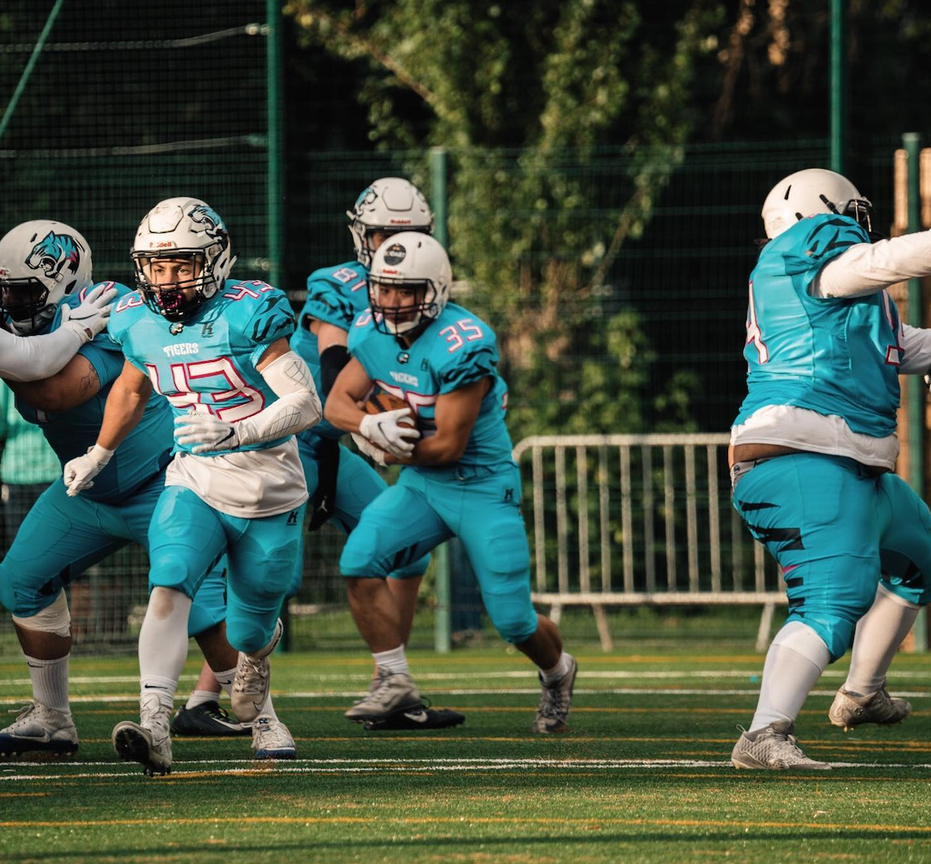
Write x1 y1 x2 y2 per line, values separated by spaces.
339 541 389 578
787 612 855 662
485 592 538 644
10 590 71 638
226 613 276 654
148 550 202 596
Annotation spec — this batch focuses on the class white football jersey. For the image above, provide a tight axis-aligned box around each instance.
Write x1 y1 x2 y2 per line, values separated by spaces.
165 437 308 518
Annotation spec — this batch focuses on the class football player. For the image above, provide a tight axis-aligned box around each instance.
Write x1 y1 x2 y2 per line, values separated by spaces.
0 220 244 762
325 232 577 733
62 199 321 775
178 178 464 731
730 169 931 770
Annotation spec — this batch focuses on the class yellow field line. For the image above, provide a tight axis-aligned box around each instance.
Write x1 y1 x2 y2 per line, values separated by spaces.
1 815 929 832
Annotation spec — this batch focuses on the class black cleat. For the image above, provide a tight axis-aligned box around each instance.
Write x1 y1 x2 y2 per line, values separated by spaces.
363 706 466 731
170 701 249 737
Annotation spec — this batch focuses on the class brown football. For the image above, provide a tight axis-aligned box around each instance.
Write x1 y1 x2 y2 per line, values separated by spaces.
363 390 417 428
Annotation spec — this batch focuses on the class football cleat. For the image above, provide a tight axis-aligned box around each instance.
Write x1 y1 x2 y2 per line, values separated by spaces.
362 706 466 731
251 717 297 760
112 695 172 776
170 701 250 737
0 702 78 758
231 618 282 724
531 654 578 734
345 669 422 723
828 682 911 731
731 721 830 770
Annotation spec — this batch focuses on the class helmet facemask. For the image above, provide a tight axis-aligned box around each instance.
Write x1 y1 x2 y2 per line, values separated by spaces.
369 276 442 336
0 275 53 334
133 251 213 322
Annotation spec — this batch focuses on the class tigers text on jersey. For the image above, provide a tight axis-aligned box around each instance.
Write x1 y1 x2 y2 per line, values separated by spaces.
734 213 901 440
107 279 307 517
348 301 512 469
291 260 370 440
14 281 172 504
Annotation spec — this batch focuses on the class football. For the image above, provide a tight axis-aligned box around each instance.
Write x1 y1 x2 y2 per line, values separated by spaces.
362 390 417 428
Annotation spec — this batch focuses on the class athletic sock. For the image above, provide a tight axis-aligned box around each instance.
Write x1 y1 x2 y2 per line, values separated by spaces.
185 689 223 710
25 653 70 714
749 621 830 733
845 584 920 695
540 652 572 685
213 667 237 697
138 589 192 712
373 645 409 676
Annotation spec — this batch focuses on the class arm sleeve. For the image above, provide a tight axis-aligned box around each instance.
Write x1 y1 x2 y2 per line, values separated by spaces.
319 344 350 395
0 325 83 383
812 230 931 299
899 324 931 374
235 351 322 446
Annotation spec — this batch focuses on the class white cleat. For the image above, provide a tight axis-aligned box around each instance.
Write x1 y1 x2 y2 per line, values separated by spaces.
232 619 283 724
251 717 296 760
828 682 911 731
731 721 830 770
112 695 172 776
531 654 578 734
344 669 422 723
0 703 78 758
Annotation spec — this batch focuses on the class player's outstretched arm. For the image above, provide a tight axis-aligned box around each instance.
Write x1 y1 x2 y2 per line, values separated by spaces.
173 338 322 454
391 378 491 468
815 230 931 298
0 283 116 382
62 360 152 497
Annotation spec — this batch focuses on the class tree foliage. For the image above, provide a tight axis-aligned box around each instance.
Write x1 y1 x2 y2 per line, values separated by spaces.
286 0 723 437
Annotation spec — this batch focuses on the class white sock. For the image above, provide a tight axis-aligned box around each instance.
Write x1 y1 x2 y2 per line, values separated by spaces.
213 667 237 697
255 694 279 723
845 584 920 695
138 588 192 711
25 653 70 714
185 689 222 710
540 652 572 684
373 645 409 676
749 621 830 733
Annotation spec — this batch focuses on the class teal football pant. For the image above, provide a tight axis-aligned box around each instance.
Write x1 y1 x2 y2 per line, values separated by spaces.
0 471 227 636
148 484 305 653
340 462 537 644
733 453 931 661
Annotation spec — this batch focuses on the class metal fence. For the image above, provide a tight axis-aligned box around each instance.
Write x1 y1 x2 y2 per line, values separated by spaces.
514 434 783 652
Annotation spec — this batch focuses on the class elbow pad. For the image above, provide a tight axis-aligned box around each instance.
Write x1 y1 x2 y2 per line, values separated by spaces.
319 344 350 396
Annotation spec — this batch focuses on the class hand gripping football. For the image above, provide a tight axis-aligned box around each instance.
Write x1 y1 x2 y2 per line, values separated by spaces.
363 390 417 429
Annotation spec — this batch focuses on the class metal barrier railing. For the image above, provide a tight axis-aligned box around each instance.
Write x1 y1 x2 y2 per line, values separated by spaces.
512 434 784 651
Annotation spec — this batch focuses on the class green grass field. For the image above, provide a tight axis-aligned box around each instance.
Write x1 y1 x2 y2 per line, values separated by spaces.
2 645 931 864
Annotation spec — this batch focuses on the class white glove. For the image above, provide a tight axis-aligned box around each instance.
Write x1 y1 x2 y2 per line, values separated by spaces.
358 409 420 459
63 444 114 497
174 411 240 454
351 432 387 466
59 283 118 344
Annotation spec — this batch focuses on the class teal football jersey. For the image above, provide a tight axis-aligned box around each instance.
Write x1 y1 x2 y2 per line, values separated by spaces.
14 280 173 504
107 278 296 458
291 260 370 440
734 214 901 437
347 301 512 468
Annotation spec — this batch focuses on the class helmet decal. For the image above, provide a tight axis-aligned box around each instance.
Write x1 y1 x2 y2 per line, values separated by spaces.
188 204 225 239
382 243 407 265
26 232 84 282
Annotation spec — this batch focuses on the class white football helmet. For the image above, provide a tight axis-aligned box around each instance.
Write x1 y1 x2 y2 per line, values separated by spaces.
761 168 874 240
0 220 93 334
347 177 434 268
369 232 451 336
132 197 235 322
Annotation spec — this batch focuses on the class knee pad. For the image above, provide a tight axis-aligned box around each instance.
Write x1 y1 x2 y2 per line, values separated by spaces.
225 610 275 655
339 535 389 578
483 586 537 644
11 590 71 638
148 548 200 596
